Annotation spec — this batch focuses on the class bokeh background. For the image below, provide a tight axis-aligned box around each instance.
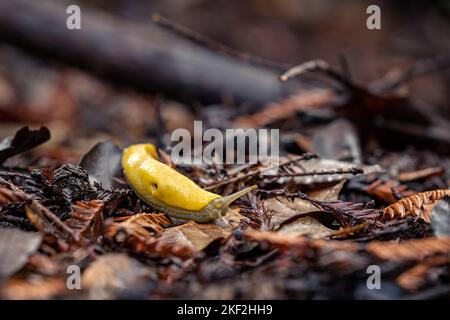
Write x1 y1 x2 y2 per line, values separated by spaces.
0 0 449 164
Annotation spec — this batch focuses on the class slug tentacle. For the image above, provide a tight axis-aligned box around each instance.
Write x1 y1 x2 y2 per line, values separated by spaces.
121 143 257 223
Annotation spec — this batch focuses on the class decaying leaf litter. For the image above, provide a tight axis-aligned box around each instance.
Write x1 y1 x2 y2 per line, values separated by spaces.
0 1 449 300
1 95 450 299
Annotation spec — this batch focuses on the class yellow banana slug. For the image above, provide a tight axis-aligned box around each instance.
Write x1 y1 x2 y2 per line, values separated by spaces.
121 143 257 222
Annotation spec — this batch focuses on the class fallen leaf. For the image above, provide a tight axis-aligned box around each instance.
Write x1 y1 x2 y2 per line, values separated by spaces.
263 181 344 229
0 228 42 280
81 253 155 299
158 221 230 252
312 119 362 163
79 141 122 189
154 209 246 253
278 216 333 239
366 179 413 204
104 213 195 258
0 126 50 164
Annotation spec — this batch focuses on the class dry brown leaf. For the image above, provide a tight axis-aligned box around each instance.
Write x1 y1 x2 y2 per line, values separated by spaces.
366 179 414 204
381 189 450 223
159 221 229 252
278 216 333 239
156 209 247 253
263 181 344 229
104 213 194 258
366 237 450 262
0 228 42 280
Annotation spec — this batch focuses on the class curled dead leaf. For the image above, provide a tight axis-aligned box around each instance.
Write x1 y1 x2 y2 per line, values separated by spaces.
0 126 50 164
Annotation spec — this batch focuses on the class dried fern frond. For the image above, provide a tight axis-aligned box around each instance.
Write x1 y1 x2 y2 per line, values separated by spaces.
109 213 171 241
64 200 104 240
381 189 450 223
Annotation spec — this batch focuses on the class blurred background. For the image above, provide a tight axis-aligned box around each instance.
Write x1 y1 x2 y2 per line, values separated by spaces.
0 0 449 165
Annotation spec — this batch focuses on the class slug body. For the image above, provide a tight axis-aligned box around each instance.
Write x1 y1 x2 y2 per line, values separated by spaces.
122 144 256 222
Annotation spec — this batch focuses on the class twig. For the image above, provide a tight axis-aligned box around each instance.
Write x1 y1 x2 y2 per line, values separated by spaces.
266 167 363 178
204 153 316 191
27 199 78 241
371 54 450 93
152 14 291 71
338 51 352 82
279 59 356 90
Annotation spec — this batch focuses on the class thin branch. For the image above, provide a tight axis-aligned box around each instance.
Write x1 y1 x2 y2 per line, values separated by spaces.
266 167 363 178
204 153 317 191
279 59 356 90
152 14 291 71
371 54 450 93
